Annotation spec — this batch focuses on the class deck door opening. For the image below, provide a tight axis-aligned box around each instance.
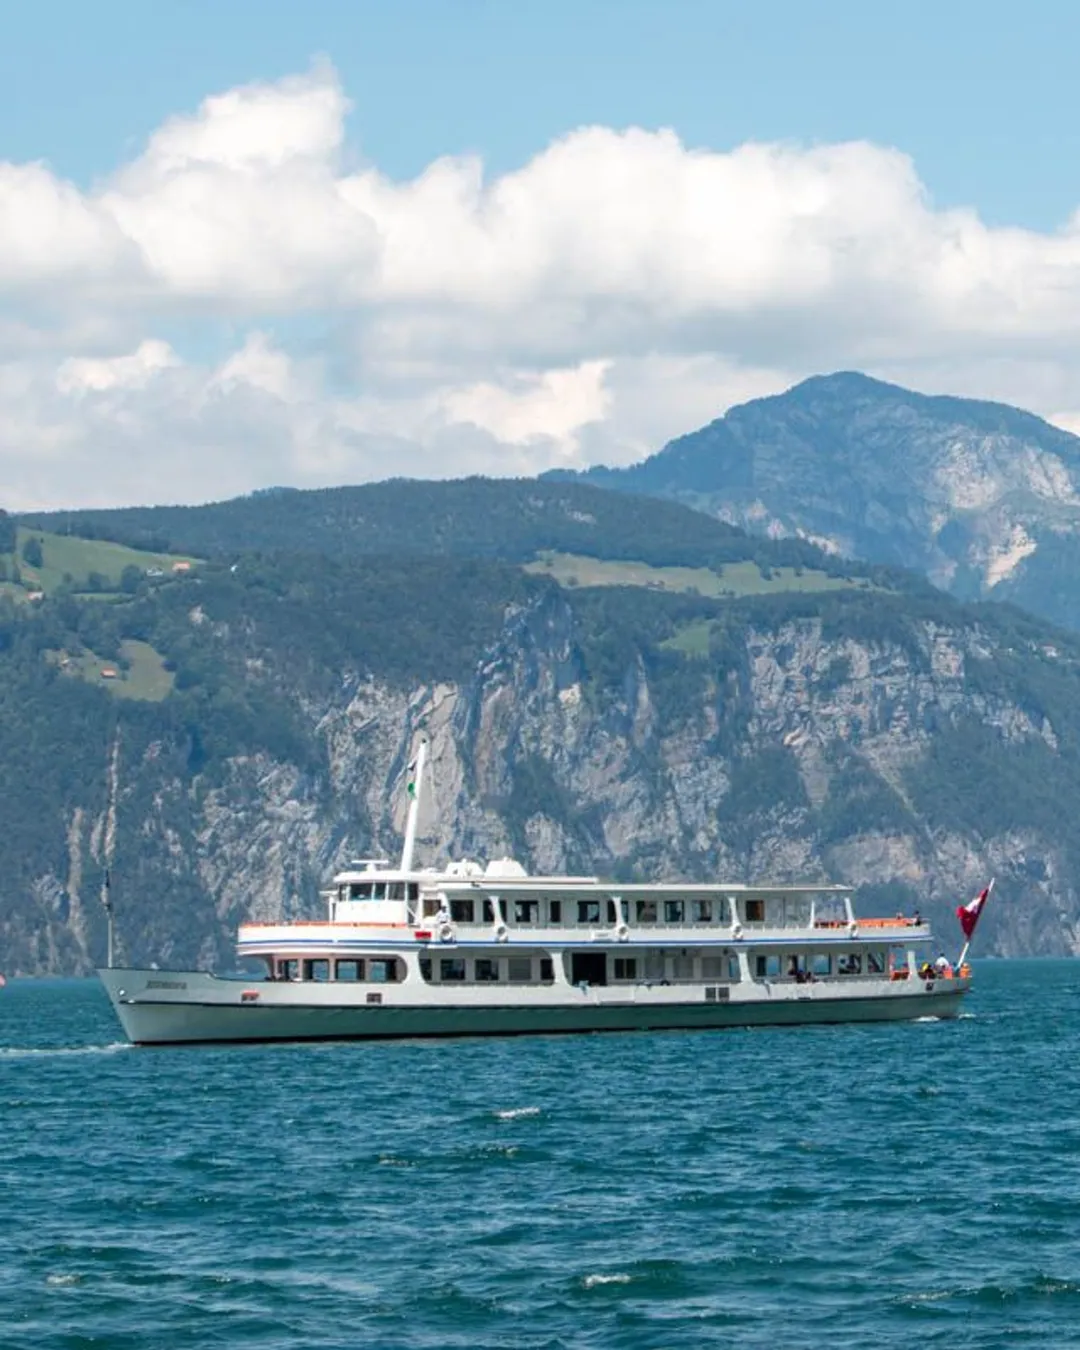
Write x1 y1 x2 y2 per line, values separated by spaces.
570 951 608 987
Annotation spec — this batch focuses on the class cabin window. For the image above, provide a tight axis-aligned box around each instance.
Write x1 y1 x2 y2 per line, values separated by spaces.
867 950 886 975
507 957 533 983
482 899 495 923
279 958 299 981
335 959 364 982
369 958 400 983
673 953 695 981
514 899 539 924
440 958 466 982
419 958 432 981
475 958 500 983
692 899 712 923
636 900 657 924
701 955 725 979
839 954 862 976
644 950 665 980
664 900 685 924
754 954 781 978
349 882 372 900
577 900 601 924
812 954 832 977
613 957 638 980
450 899 475 923
303 959 330 982
407 882 420 902
540 958 554 983
548 900 561 923
745 899 766 923
728 954 740 981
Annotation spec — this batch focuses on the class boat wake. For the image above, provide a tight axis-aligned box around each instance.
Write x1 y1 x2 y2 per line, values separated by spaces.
0 1042 130 1060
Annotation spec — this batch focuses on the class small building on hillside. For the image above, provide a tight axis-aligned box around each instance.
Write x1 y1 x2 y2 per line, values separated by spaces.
100 667 119 679
171 560 192 574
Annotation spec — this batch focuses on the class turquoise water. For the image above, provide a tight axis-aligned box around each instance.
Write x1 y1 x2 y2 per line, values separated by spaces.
2 963 1080 1348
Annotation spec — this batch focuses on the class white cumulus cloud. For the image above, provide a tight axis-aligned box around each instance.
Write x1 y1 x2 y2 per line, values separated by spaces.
3 61 1080 509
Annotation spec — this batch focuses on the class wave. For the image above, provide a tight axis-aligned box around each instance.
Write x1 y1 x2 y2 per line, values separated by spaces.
0 1043 130 1060
494 1106 541 1121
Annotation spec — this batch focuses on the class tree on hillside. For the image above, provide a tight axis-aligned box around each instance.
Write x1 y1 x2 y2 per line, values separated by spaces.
0 509 14 554
21 536 43 568
120 564 144 595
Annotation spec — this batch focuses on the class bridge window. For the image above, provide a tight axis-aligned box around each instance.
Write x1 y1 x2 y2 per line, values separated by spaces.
450 899 475 923
577 900 601 924
514 899 539 924
387 882 406 900
745 899 766 923
335 959 364 982
349 883 373 899
636 900 657 924
482 899 495 923
407 883 420 902
548 900 561 923
692 899 712 923
664 900 685 924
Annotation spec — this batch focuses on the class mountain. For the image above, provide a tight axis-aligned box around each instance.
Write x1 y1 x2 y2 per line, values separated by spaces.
550 372 1080 631
3 509 1080 971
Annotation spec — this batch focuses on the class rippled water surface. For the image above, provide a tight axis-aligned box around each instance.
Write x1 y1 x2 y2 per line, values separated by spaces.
4 964 1080 1348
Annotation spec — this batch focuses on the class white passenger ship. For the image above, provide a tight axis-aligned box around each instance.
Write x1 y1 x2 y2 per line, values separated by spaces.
99 743 970 1044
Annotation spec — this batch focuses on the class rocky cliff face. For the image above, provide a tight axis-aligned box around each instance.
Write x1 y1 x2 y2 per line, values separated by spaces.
564 372 1080 629
9 590 1079 974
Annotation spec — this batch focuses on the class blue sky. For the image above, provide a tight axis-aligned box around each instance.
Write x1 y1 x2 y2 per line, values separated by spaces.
3 0 1078 228
3 0 1080 508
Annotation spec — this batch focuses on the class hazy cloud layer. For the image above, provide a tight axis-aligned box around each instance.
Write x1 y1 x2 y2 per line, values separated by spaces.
4 63 1080 508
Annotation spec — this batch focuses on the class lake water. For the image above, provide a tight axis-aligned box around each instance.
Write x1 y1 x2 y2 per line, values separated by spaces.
3 962 1080 1348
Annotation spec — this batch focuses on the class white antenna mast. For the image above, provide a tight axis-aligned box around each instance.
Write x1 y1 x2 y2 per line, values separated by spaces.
399 738 428 872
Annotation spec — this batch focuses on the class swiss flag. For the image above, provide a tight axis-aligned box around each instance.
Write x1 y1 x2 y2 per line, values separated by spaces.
956 881 994 939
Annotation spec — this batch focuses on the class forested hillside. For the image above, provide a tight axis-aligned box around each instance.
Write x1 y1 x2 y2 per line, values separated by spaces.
17 478 930 596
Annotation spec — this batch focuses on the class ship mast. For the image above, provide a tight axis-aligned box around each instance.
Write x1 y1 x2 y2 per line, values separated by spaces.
399 738 428 873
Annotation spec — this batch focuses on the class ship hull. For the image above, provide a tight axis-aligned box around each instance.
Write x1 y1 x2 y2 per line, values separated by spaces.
98 968 968 1046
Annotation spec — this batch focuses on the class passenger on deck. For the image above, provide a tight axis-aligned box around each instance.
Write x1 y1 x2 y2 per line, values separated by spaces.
933 953 952 977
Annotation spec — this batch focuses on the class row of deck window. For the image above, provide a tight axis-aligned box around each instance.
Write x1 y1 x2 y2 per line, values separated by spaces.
271 949 896 985
439 897 765 926
756 951 889 979
275 957 403 983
